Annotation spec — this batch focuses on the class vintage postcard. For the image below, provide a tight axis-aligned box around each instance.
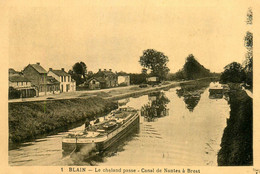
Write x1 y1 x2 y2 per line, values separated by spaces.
1 0 259 173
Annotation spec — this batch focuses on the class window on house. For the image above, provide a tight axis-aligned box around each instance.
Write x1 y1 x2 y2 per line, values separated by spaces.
61 76 63 82
68 76 70 82
93 80 95 84
21 82 23 86
64 76 66 82
26 82 27 85
17 82 19 86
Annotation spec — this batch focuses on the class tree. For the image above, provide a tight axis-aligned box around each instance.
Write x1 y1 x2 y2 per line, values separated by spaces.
244 31 253 49
182 54 210 80
141 68 148 75
71 61 87 86
246 7 253 25
243 8 253 88
139 49 170 80
220 62 246 83
9 87 21 99
72 61 87 79
244 32 253 87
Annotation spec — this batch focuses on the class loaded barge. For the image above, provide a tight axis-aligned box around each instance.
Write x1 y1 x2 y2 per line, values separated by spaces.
62 106 140 153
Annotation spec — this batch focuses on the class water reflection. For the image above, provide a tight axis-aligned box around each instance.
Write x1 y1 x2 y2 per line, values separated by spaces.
9 82 230 166
176 81 210 112
141 91 170 121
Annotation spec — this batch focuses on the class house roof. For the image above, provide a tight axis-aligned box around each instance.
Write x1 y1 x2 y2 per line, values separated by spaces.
117 71 128 76
88 77 106 83
9 74 31 82
94 70 117 78
9 68 19 75
46 76 60 84
29 64 47 74
49 69 69 76
96 77 106 83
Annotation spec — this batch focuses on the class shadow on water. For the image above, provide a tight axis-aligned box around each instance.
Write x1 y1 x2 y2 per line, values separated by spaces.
140 91 170 122
176 80 211 112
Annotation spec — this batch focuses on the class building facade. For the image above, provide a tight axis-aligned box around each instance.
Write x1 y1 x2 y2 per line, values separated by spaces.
47 68 76 92
9 74 37 98
94 69 118 88
118 75 130 86
88 77 106 90
147 77 160 85
46 76 60 94
23 63 61 96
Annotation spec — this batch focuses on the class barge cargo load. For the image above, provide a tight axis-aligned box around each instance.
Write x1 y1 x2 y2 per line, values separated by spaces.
62 106 140 153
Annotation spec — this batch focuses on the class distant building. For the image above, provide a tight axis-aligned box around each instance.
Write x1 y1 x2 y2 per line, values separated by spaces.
88 77 106 90
92 69 118 88
46 76 60 94
9 74 37 98
48 68 76 92
118 75 130 86
147 77 160 85
23 63 60 96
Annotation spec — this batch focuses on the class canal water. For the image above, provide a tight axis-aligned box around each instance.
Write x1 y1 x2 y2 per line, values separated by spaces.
9 82 230 166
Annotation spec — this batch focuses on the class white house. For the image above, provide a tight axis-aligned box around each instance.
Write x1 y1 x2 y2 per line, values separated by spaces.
48 68 76 92
118 75 130 86
147 77 160 85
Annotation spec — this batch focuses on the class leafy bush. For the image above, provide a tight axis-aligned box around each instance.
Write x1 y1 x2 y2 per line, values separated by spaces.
9 87 21 99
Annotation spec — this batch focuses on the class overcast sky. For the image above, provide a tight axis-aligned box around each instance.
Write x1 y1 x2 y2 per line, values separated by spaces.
8 0 251 73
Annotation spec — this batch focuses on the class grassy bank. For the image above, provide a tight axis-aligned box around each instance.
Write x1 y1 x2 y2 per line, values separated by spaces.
9 97 118 146
217 88 253 166
8 78 214 148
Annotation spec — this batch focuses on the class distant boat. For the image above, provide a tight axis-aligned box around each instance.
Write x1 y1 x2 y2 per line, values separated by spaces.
209 85 225 99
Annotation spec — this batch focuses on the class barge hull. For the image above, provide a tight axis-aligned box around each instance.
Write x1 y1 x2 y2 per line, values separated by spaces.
62 113 139 152
98 114 139 150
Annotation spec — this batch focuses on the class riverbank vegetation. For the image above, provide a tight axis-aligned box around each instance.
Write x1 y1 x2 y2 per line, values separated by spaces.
139 49 170 81
9 97 118 147
220 8 253 90
167 54 218 81
218 87 253 166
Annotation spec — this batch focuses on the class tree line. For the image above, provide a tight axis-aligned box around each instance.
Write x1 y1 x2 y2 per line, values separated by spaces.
220 8 253 89
69 8 254 87
70 49 216 86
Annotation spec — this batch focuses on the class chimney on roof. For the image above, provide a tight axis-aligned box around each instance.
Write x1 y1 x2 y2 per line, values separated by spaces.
36 62 40 65
49 68 52 71
61 68 64 71
99 69 101 72
104 69 107 71
109 69 112 72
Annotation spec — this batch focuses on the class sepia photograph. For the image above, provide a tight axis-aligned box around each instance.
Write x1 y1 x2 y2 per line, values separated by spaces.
1 0 259 173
